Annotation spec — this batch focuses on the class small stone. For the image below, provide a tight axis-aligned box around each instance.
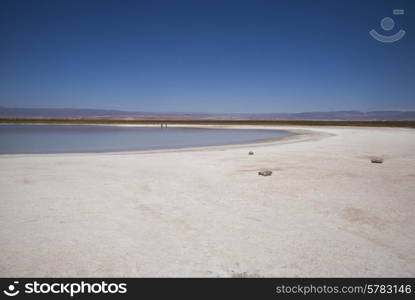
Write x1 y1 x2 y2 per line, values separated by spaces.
371 158 384 164
248 151 254 155
258 170 272 176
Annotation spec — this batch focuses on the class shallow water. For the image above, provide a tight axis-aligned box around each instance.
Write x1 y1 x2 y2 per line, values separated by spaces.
0 124 292 154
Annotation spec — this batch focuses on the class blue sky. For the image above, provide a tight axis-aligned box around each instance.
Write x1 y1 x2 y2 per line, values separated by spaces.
0 0 414 113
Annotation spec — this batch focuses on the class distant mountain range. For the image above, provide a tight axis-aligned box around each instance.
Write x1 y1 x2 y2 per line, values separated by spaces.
1 106 415 121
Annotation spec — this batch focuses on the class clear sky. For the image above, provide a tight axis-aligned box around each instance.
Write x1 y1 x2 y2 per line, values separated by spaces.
0 0 414 113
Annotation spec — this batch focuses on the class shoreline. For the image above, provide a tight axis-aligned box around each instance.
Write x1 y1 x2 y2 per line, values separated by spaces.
0 125 316 157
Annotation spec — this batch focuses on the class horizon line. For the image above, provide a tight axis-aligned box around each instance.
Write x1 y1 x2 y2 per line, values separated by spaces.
1 106 415 115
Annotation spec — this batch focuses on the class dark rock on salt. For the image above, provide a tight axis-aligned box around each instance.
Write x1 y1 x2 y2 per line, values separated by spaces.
258 170 272 176
371 158 384 164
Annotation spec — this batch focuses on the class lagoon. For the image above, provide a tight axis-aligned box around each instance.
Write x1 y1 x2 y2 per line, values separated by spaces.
0 124 291 154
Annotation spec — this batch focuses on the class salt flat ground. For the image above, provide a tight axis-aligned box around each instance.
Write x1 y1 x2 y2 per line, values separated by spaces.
0 126 414 277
